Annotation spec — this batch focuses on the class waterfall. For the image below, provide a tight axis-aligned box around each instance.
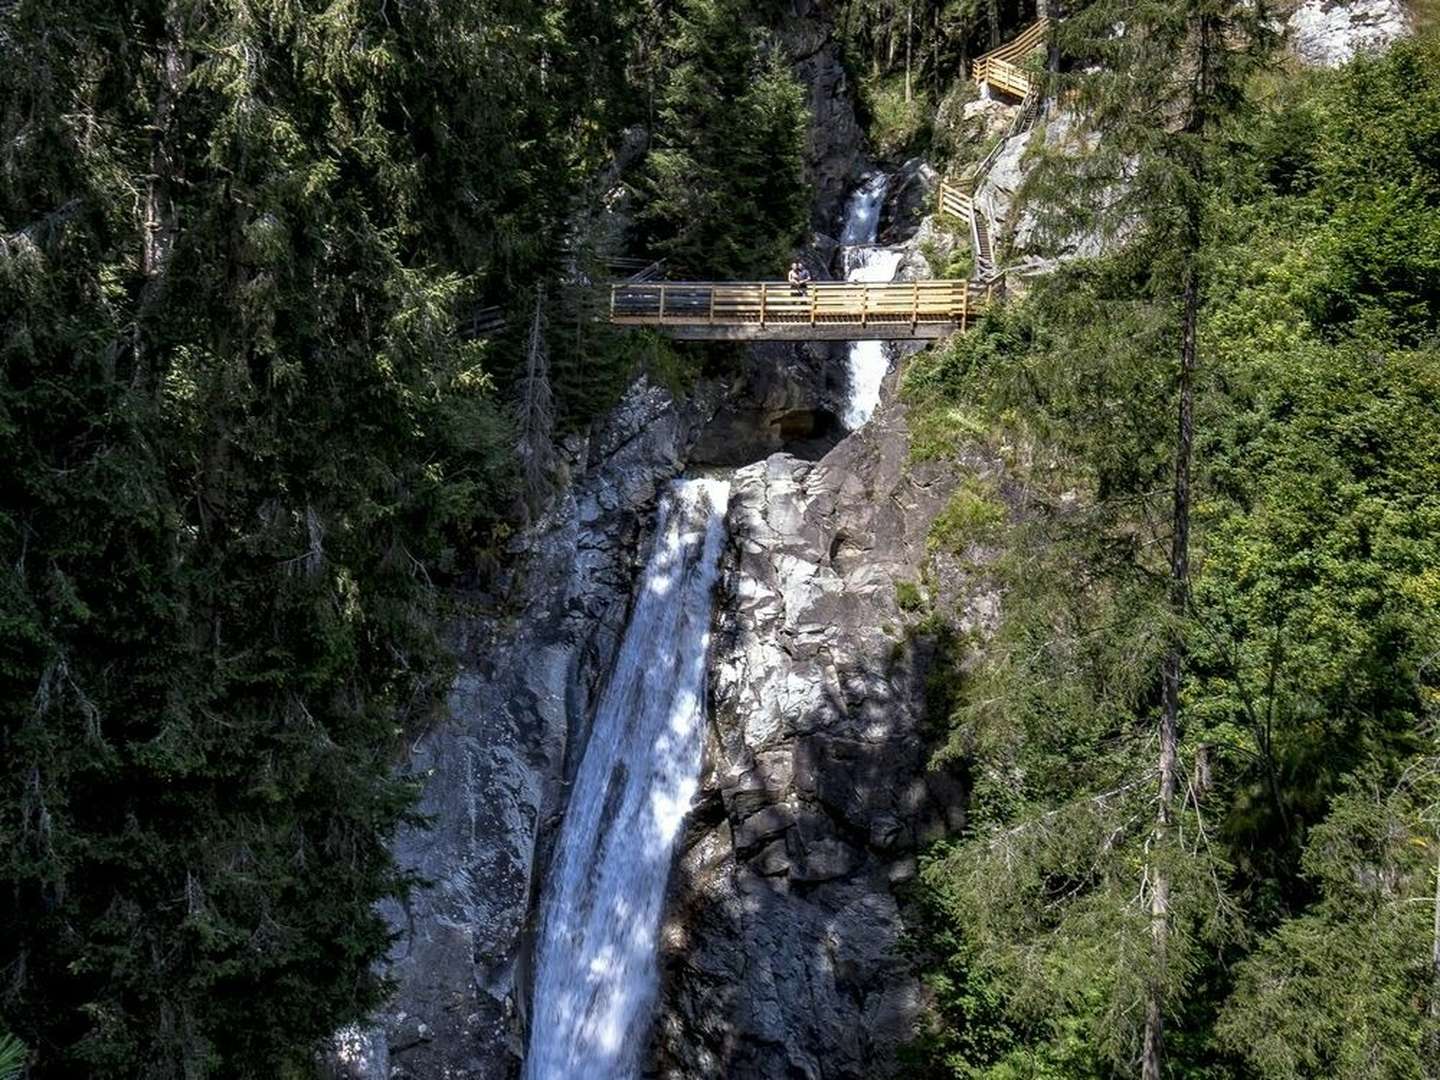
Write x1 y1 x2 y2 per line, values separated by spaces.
839 174 903 429
523 478 731 1080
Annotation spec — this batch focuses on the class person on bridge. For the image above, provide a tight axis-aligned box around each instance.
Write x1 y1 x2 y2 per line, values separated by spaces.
787 260 812 293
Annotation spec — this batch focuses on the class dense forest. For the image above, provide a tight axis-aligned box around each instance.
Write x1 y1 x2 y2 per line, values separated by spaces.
2 0 1438 1077
905 10 1440 1077
0 0 806 1075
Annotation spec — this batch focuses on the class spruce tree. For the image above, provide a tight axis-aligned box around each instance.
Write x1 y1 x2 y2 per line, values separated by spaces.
915 1 1279 1073
635 0 811 280
1036 6 1278 1071
0 0 628 1074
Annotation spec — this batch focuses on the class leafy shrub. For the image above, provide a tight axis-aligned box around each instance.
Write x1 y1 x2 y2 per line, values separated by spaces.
929 479 1006 553
896 580 927 612
859 72 933 158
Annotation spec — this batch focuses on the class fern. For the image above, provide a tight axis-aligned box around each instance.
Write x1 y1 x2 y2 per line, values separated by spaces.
0 1033 27 1080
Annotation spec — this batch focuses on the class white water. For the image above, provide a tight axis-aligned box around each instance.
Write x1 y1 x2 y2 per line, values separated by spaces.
839 174 903 429
523 478 731 1080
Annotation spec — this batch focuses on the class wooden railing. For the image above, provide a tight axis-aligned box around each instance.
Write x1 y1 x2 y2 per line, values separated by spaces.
939 184 974 220
972 17 1050 98
938 81 1043 283
609 280 998 335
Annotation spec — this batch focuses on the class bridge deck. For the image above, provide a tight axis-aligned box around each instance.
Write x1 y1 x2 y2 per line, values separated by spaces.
609 280 998 341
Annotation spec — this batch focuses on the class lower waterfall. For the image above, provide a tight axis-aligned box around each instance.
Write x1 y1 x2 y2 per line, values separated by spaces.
523 477 732 1080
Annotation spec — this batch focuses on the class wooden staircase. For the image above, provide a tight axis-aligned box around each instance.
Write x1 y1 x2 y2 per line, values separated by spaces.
970 207 996 280
937 77 1044 283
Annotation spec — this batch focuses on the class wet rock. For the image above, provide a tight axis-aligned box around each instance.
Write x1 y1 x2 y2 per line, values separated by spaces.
323 377 721 1080
689 342 847 468
652 389 982 1079
880 158 940 244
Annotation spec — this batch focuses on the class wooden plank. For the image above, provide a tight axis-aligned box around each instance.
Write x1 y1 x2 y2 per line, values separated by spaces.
665 323 961 342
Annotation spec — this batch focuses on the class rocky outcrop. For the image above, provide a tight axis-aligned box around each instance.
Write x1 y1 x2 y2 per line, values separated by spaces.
880 158 940 245
1288 0 1411 67
690 341 848 468
326 378 721 1080
650 388 982 1079
780 0 867 232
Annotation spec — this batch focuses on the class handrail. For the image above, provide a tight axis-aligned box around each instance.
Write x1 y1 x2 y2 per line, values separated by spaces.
972 18 1050 99
609 280 996 328
974 17 1050 68
938 81 1042 284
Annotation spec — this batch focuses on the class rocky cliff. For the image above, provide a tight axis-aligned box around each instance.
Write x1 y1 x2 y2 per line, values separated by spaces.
328 380 721 1080
648 380 991 1079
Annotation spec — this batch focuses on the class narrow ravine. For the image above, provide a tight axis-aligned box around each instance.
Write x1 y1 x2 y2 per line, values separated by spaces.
523 478 731 1080
838 173 905 428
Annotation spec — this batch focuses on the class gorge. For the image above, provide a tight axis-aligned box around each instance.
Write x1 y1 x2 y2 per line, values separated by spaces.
3 2 1436 1079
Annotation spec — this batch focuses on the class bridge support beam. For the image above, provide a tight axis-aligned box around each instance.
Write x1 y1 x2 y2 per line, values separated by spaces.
654 322 966 342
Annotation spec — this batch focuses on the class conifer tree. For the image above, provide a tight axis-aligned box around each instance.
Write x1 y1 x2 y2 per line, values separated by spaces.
916 1 1279 1074
0 0 632 1074
1039 6 1278 1072
635 0 811 280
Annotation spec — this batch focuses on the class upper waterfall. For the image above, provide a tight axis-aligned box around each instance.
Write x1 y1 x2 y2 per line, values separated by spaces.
839 173 903 428
523 478 731 1080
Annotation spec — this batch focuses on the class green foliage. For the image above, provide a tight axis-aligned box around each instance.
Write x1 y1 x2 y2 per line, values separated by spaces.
834 0 1028 115
898 579 928 613
929 478 1005 554
859 71 934 158
1217 773 1439 1078
0 1032 26 1080
909 30 1440 1078
0 0 647 1075
920 230 976 281
634 0 812 279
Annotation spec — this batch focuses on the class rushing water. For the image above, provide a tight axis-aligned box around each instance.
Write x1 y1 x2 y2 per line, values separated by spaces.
523 478 731 1080
839 174 903 429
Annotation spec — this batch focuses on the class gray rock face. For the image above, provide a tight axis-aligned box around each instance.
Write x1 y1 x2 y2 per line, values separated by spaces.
1289 0 1410 67
650 393 972 1079
781 0 866 232
880 158 940 244
690 341 849 468
326 378 721 1080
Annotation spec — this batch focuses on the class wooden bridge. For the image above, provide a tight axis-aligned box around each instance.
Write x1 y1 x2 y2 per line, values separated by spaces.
602 21 1051 344
608 280 1000 341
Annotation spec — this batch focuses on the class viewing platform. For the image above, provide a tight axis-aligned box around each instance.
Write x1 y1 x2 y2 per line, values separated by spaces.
608 280 999 341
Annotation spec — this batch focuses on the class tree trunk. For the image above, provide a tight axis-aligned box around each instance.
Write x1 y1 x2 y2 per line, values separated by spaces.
135 3 189 385
1142 261 1199 1080
905 1 913 103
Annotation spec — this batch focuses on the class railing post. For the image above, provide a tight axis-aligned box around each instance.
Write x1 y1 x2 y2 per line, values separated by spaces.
961 283 968 329
611 284 617 322
709 286 716 324
912 280 919 328
862 284 869 327
760 282 768 327
810 285 817 326
658 284 666 322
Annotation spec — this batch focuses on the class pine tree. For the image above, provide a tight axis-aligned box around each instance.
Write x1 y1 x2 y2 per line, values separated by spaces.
0 0 628 1073
635 0 811 280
